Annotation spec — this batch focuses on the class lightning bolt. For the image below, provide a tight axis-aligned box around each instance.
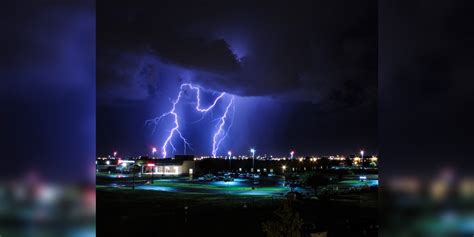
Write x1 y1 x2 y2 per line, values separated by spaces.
147 83 231 158
184 83 226 112
146 87 190 158
212 96 235 158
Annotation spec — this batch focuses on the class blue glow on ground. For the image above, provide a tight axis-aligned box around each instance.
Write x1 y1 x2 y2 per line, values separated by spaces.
209 181 239 186
236 190 283 196
136 186 176 192
100 176 378 197
338 179 378 187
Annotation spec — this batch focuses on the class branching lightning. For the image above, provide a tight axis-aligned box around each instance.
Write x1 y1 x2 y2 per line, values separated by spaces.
146 87 191 158
147 83 233 158
212 96 235 158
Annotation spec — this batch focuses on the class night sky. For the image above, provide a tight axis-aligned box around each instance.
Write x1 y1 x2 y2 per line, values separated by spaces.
0 1 95 181
97 0 378 158
379 0 474 177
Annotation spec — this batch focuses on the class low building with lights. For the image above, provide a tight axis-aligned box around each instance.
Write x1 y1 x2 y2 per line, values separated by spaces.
96 155 196 175
144 158 195 175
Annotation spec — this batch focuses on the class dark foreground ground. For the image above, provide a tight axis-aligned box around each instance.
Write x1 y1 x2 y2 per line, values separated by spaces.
97 186 378 237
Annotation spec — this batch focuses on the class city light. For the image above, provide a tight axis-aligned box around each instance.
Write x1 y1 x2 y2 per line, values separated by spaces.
290 150 295 159
250 148 256 157
113 151 117 157
106 161 110 165
152 147 157 157
228 151 232 157
118 160 134 164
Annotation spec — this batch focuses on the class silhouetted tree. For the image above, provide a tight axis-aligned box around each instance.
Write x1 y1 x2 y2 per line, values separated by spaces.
262 202 303 237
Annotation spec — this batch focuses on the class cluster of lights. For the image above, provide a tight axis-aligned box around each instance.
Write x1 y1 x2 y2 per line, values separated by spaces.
97 149 376 168
98 154 374 162
149 165 180 175
369 156 378 162
118 160 135 165
328 155 345 161
309 157 320 162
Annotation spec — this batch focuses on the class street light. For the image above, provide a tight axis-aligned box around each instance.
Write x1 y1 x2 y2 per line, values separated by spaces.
250 148 256 171
360 150 364 169
250 148 256 186
113 151 117 157
228 151 232 171
290 150 295 159
152 147 157 158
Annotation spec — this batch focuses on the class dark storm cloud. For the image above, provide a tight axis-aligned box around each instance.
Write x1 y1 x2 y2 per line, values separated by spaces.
380 0 474 176
97 0 376 109
0 0 95 181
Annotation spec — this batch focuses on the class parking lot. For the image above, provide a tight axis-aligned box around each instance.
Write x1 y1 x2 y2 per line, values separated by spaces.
98 174 288 196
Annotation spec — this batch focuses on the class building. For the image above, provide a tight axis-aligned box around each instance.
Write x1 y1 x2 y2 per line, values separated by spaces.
143 155 195 175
